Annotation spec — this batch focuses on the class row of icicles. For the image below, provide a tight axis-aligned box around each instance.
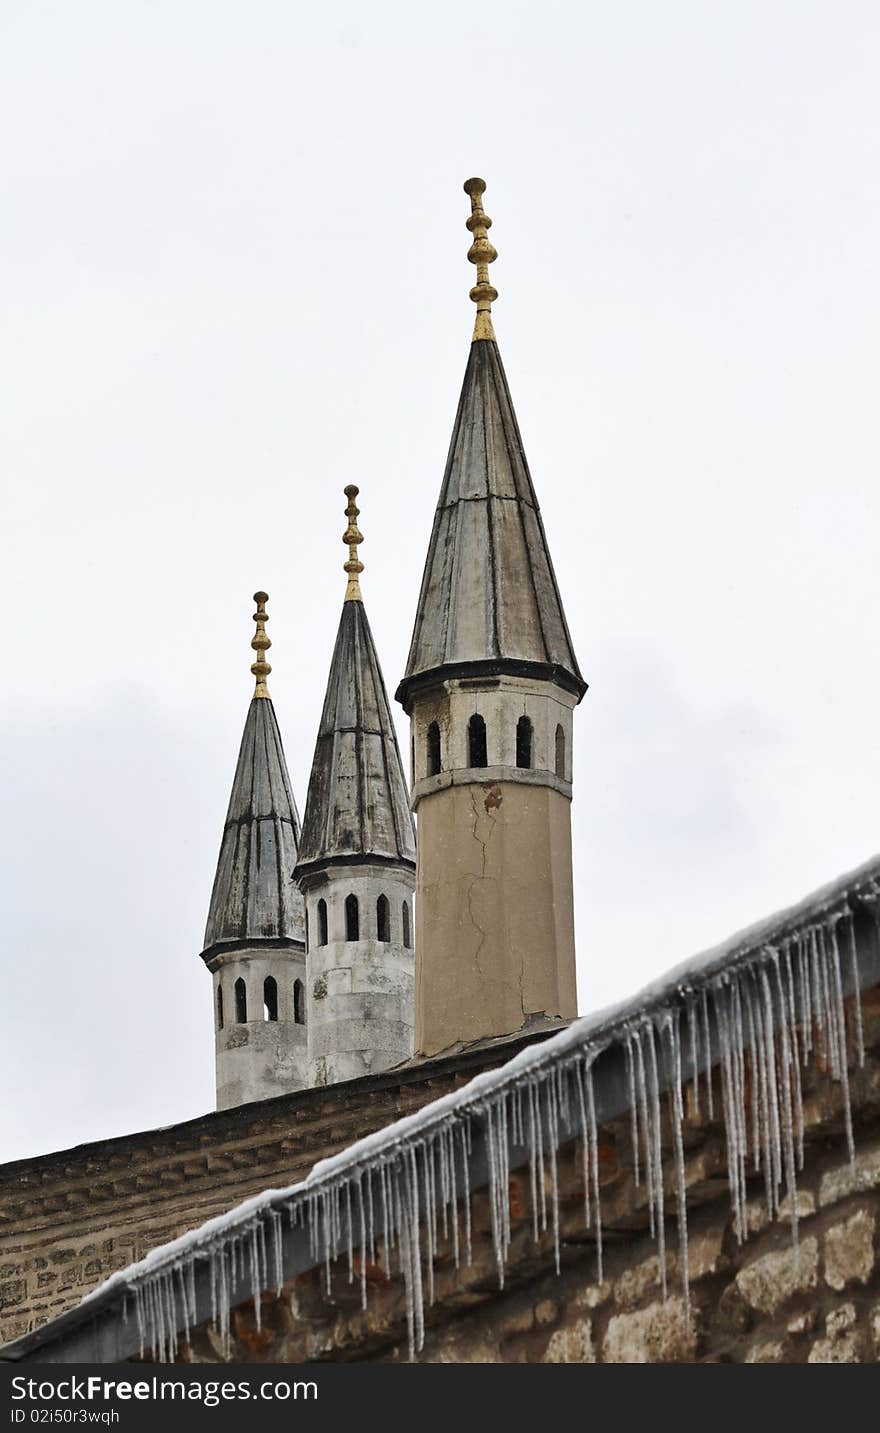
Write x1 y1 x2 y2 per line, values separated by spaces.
125 899 872 1361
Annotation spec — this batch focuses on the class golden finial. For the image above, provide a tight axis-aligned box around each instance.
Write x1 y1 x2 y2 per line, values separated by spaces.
343 485 364 602
250 591 272 698
464 177 498 342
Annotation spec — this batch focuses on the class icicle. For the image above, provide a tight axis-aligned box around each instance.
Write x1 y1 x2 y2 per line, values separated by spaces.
624 1034 640 1186
546 1079 561 1275
701 986 714 1120
665 1010 690 1318
584 1059 603 1282
573 1056 592 1232
845 910 865 1067
647 1021 667 1292
634 1029 655 1237
782 943 805 1169
827 920 855 1161
686 995 701 1119
771 955 799 1244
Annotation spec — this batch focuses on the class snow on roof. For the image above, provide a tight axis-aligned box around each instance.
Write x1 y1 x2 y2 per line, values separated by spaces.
6 851 879 1363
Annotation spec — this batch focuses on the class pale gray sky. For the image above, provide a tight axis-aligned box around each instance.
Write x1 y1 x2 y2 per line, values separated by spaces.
2 1 878 1162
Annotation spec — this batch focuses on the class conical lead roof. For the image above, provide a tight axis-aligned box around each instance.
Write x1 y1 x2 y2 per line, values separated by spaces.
297 598 416 872
396 337 586 709
202 595 305 957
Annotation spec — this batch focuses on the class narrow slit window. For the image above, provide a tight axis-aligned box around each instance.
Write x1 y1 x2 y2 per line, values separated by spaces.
376 894 390 943
293 979 305 1026
402 900 412 950
234 977 247 1024
317 898 328 947
555 723 566 779
516 715 533 769
468 713 488 768
345 893 360 941
263 975 278 1022
216 984 224 1031
426 721 441 777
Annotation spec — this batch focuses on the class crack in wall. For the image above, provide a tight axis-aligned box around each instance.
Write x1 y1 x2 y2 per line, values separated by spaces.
466 787 502 981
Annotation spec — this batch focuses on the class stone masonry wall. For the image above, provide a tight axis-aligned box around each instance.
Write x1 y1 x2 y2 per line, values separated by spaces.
0 1041 538 1347
177 987 880 1364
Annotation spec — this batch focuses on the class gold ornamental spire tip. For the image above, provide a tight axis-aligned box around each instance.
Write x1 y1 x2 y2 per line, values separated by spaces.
250 590 272 698
464 176 498 341
343 485 364 602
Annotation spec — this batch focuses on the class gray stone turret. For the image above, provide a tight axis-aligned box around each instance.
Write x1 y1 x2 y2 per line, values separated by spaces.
396 179 586 1058
296 488 416 1086
201 593 308 1110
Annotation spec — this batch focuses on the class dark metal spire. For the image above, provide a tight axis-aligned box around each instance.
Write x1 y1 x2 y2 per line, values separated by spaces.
298 492 416 873
201 595 305 959
396 333 586 710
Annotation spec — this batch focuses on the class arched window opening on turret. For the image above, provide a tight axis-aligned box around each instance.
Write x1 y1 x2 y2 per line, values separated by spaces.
304 908 310 952
345 893 360 941
468 713 488 768
216 984 224 1031
376 894 390 943
234 977 247 1024
426 721 441 777
516 715 533 769
555 723 566 779
402 900 412 950
262 974 279 1020
293 979 305 1025
317 898 328 947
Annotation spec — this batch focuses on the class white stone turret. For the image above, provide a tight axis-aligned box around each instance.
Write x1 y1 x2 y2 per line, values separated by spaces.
200 593 308 1109
295 488 416 1086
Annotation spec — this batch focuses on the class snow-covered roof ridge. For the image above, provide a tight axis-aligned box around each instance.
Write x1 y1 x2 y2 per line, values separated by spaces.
58 848 877 1364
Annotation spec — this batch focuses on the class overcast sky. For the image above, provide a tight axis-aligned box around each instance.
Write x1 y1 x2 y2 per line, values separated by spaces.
2 1 878 1163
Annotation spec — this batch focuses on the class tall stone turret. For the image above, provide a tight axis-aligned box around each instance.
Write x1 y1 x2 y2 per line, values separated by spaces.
296 488 416 1086
396 179 587 1057
201 593 308 1109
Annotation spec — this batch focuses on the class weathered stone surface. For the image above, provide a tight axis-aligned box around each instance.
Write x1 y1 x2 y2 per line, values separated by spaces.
746 1340 786 1363
717 1282 752 1334
735 1238 818 1313
745 1190 815 1237
823 1209 875 1291
0 1281 25 1310
603 1298 697 1363
614 1227 725 1310
543 1318 595 1363
819 1143 880 1208
534 1299 557 1327
808 1332 863 1363
614 1257 664 1310
825 1303 856 1336
500 1305 533 1337
573 1281 610 1311
786 1310 815 1335
432 1337 500 1364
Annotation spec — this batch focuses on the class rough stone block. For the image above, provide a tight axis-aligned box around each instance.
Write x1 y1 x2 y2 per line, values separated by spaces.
746 1340 786 1363
534 1299 557 1326
573 1280 611 1311
819 1143 880 1208
823 1208 875 1291
825 1303 856 1336
735 1237 818 1313
603 1297 697 1363
542 1317 595 1363
0 1280 26 1310
808 1332 863 1363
